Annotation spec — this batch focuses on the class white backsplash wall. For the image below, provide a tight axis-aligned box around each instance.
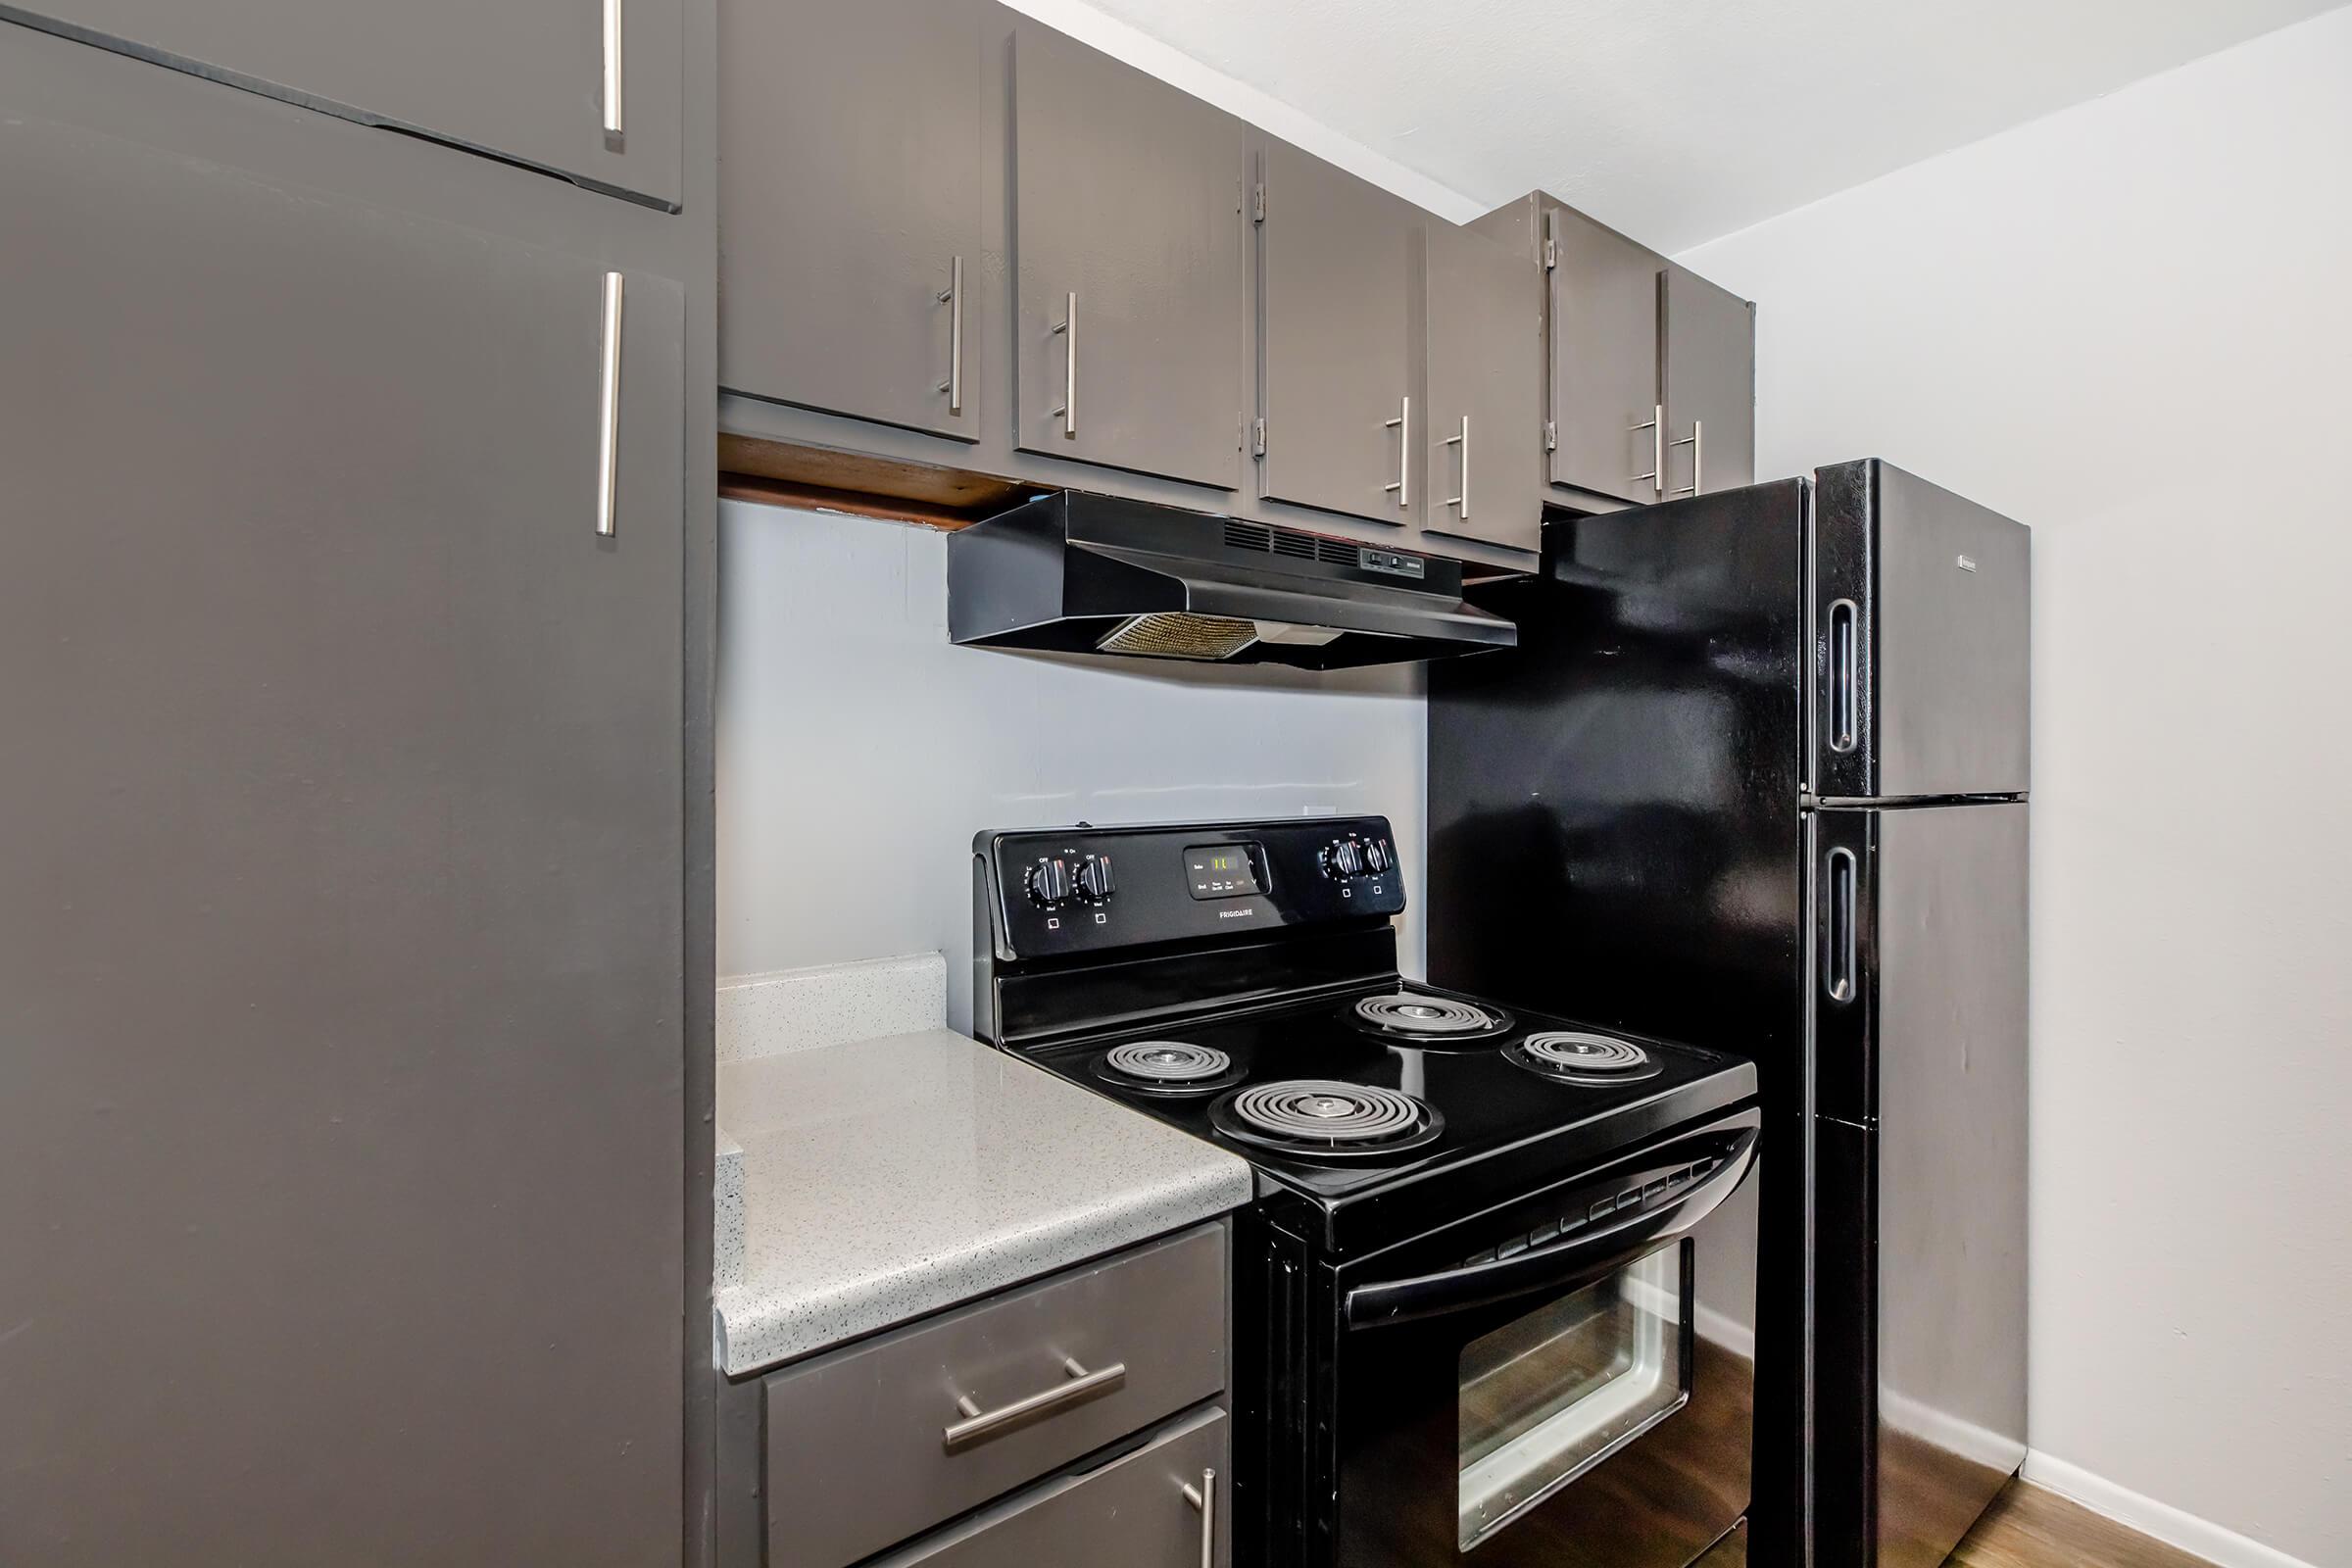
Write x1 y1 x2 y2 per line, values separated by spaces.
717 500 1429 1027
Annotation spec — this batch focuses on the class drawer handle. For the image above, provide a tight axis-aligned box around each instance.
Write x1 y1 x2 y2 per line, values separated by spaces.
1182 1467 1216 1568
943 1356 1126 1451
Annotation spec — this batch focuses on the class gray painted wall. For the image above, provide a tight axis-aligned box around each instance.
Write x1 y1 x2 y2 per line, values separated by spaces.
717 500 1428 1027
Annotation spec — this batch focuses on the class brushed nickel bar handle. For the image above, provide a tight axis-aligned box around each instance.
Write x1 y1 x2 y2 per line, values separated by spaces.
595 270 624 538
1182 1468 1216 1568
943 1356 1125 1450
1632 404 1662 496
1668 418 1703 497
1383 395 1410 508
602 0 624 135
1827 598 1861 754
1050 291 1077 436
937 256 964 415
1825 847 1859 1004
1444 416 1468 517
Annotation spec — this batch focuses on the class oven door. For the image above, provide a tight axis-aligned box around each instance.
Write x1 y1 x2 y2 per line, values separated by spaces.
1329 1109 1760 1568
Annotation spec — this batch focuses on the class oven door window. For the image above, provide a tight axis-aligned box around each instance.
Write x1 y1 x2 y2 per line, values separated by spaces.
1457 1241 1691 1549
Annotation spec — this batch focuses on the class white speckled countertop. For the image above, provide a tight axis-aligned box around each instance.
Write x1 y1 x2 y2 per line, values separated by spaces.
712 1027 1253 1375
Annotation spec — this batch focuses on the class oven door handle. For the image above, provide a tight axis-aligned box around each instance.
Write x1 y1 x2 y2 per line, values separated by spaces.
1343 1122 1760 1330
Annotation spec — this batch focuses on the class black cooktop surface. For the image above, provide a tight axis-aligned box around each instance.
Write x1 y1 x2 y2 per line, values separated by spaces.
1018 979 1756 1253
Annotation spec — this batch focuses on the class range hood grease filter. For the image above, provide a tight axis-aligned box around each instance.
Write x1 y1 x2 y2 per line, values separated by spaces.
947 492 1517 670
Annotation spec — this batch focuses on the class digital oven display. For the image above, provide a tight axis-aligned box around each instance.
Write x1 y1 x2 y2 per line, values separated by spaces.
1185 844 1264 900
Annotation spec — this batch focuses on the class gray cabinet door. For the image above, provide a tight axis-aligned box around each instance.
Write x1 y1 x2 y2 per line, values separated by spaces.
719 0 981 439
1011 20 1247 490
0 0 681 206
1663 262 1756 497
883 1408 1229 1567
0 102 685 1566
1548 205 1665 504
1420 221 1546 553
1256 138 1416 526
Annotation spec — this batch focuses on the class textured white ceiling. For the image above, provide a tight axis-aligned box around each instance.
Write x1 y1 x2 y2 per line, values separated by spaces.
1037 0 2344 251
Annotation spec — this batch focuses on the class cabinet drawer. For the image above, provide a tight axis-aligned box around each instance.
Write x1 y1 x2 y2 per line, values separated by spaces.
879 1407 1228 1568
763 1223 1226 1568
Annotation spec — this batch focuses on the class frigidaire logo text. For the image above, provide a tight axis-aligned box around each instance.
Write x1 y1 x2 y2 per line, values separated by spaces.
1218 907 1253 919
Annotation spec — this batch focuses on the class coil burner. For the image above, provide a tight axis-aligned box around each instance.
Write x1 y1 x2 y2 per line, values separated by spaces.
1093 1040 1242 1095
1209 1079 1443 1158
1506 1031 1663 1085
1348 992 1514 1044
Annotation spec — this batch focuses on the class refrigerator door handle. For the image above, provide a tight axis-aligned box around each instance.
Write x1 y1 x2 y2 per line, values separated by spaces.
1828 598 1860 755
1825 846 1858 1004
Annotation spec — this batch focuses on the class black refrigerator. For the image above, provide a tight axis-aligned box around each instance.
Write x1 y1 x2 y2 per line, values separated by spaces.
1427 460 2028 1568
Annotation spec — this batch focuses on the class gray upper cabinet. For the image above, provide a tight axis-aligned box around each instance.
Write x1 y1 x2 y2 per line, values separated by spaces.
1419 220 1546 553
0 0 682 206
1472 191 1755 512
719 0 981 439
1548 205 1665 505
1011 20 1247 490
0 90 686 1565
1255 138 1417 527
1662 261 1757 498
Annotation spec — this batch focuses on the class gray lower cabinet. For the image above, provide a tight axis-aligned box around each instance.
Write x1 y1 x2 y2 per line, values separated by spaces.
1254 136 1418 527
1547 204 1666 505
0 0 681 207
879 1407 1228 1568
1420 220 1547 553
1010 19 1247 490
1662 261 1757 498
719 0 982 439
0 70 688 1568
760 1224 1225 1568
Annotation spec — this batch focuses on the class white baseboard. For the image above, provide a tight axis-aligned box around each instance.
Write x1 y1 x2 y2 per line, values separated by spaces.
2021 1450 2321 1568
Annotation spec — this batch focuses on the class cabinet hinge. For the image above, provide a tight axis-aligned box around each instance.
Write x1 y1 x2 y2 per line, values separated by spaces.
1252 183 1266 223
1544 420 1558 452
1251 417 1267 458
1543 235 1557 270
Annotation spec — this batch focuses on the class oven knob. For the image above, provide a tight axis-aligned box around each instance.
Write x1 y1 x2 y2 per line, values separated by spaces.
1025 856 1074 908
1076 854 1116 904
1363 839 1393 874
1321 839 1362 879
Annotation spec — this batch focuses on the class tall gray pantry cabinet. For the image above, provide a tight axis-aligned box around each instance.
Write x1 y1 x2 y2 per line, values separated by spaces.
0 16 717 1568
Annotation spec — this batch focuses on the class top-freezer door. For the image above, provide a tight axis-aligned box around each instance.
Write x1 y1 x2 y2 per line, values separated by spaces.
1810 461 2031 800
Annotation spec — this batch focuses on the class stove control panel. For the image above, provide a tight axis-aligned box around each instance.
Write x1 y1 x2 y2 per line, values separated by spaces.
978 816 1403 960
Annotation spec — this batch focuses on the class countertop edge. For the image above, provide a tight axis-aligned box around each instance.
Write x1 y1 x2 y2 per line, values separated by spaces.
714 1158 1250 1376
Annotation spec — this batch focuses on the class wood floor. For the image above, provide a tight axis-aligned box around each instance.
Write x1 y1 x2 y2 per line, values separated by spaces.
1697 1483 2216 1568
1946 1484 2216 1568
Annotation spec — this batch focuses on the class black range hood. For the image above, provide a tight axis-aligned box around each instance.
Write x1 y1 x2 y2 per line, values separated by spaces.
947 492 1517 670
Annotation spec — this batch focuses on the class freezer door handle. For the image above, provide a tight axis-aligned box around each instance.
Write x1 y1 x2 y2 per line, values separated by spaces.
1827 598 1860 754
1826 846 1859 1004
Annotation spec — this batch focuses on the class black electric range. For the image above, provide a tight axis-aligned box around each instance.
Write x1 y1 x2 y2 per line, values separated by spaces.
974 815 1767 1568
